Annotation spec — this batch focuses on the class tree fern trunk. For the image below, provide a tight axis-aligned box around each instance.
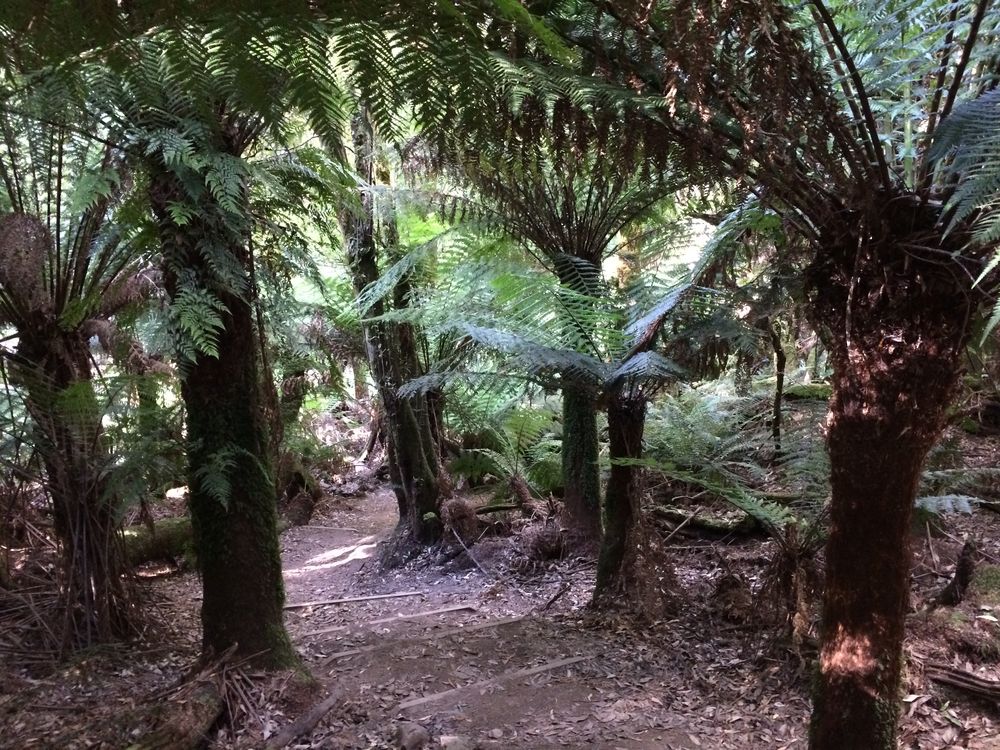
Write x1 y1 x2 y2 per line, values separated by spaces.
593 393 644 604
150 168 296 669
16 332 132 651
561 386 601 537
807 221 971 749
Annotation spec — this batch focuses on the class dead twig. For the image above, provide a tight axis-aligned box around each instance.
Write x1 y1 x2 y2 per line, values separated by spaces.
540 582 570 612
452 528 493 579
284 591 424 610
396 655 591 711
301 604 477 638
661 506 702 545
265 691 342 749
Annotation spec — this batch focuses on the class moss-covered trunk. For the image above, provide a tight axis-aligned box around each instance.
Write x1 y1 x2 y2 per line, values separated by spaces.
592 393 645 605
182 327 294 666
150 168 296 669
555 253 603 537
807 213 972 749
561 386 601 536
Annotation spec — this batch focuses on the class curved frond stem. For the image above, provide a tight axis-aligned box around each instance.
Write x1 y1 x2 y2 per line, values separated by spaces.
941 0 992 124
919 5 960 191
808 5 880 181
809 0 891 189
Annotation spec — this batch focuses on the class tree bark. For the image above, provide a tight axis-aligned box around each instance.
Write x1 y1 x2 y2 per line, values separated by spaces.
561 386 602 537
592 394 645 604
807 217 972 749
150 167 297 669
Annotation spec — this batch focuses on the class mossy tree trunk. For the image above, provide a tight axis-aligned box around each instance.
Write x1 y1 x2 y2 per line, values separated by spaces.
592 393 645 605
807 212 972 749
555 256 603 537
561 387 602 536
149 167 296 669
342 108 440 544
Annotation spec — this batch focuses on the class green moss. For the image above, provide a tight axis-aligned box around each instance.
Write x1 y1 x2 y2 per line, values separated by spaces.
972 565 1000 605
948 609 971 626
123 516 195 566
960 417 982 434
784 383 833 400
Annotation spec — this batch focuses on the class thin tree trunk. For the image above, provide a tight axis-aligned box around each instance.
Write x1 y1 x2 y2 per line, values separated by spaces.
807 227 971 749
150 168 297 669
592 393 645 604
341 108 440 544
733 350 754 396
764 318 785 455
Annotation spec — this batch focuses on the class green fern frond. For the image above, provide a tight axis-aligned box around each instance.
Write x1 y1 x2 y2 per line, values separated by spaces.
170 283 227 360
192 446 237 508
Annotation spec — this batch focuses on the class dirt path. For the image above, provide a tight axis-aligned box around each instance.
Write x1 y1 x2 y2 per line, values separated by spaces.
272 490 808 749
5 481 998 748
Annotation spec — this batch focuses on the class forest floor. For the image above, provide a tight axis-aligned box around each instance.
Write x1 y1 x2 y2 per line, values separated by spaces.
5 437 1000 748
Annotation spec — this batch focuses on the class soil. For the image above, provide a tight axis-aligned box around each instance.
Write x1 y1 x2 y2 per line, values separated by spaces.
4 438 1000 748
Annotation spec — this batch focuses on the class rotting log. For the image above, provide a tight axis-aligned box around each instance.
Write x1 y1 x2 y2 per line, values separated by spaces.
124 517 193 567
652 506 761 537
124 508 328 568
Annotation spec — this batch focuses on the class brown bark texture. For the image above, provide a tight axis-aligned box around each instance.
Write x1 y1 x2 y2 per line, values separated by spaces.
807 199 973 750
592 394 646 606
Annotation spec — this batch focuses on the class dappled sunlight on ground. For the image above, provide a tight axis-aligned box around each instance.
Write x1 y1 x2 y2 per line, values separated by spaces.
284 536 376 578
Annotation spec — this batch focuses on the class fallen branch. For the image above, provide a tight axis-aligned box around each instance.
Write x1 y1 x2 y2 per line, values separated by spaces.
303 526 359 532
925 662 1000 703
396 655 591 711
301 604 477 638
475 504 520 515
661 507 702 545
264 691 342 749
540 582 570 612
452 529 493 579
128 648 238 750
285 591 424 610
128 682 223 750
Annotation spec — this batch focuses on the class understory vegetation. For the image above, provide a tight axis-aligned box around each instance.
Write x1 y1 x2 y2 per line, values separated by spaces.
3 2 1000 749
